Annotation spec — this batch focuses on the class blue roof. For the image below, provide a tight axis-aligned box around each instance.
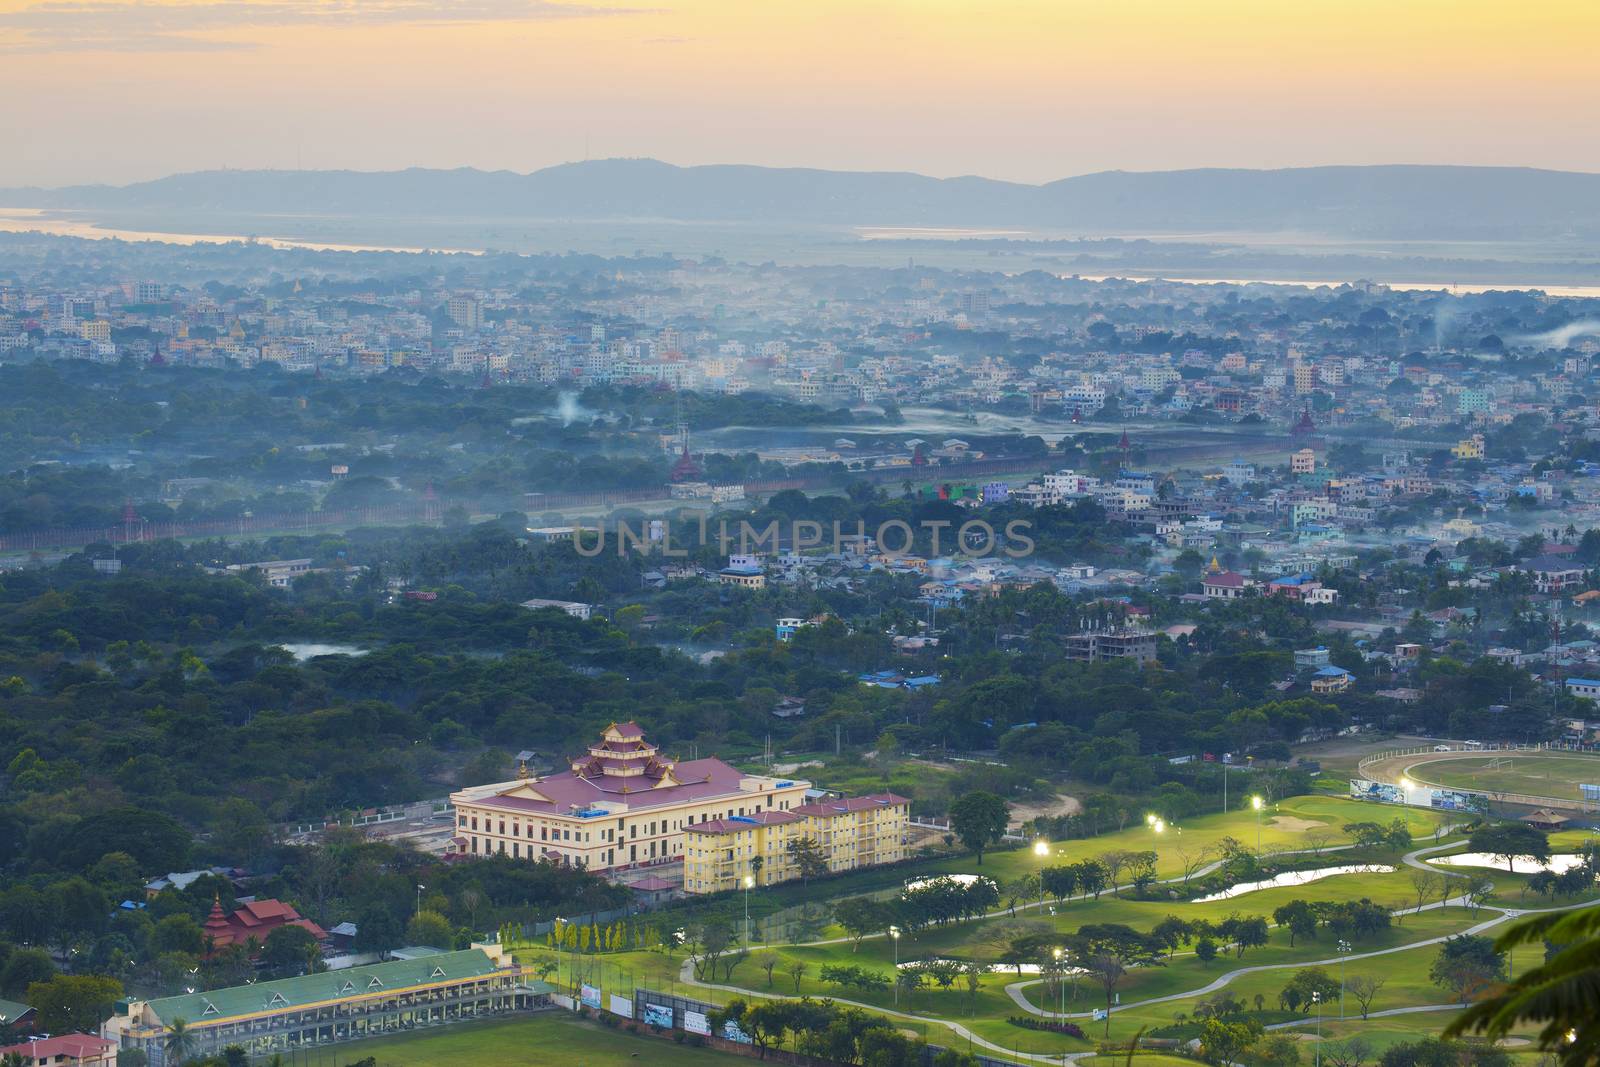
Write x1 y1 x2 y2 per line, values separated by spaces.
1566 678 1600 687
1314 665 1352 677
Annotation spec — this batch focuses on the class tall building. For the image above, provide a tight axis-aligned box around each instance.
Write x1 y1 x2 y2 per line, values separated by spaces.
448 723 812 873
446 296 481 331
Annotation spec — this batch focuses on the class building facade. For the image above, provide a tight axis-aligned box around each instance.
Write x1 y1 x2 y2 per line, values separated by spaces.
449 723 812 873
104 947 538 1067
682 792 911 894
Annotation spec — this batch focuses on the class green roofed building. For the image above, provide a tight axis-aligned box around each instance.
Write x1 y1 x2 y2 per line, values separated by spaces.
104 944 550 1066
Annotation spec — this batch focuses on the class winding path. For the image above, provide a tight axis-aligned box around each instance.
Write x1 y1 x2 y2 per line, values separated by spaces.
1003 840 1586 1025
670 835 1577 1061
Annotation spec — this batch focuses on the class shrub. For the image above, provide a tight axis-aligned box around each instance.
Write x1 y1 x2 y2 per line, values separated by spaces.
1007 1015 1087 1039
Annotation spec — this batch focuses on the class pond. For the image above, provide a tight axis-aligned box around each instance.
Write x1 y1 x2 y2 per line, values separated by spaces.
903 874 996 892
1191 865 1396 903
1431 852 1590 875
275 642 368 661
897 957 1089 976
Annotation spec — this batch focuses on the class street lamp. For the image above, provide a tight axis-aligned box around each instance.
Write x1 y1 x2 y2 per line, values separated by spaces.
890 925 902 1004
1054 947 1067 1066
1250 796 1263 855
1312 991 1322 1067
1336 939 1351 1019
743 874 755 945
1034 839 1050 913
415 884 425 917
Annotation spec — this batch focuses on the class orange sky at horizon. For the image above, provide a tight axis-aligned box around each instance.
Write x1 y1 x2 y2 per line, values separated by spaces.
3 0 1598 186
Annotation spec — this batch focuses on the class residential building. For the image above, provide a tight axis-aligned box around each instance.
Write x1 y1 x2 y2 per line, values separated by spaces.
1290 448 1316 475
1565 678 1600 701
1310 665 1354 693
1522 554 1586 594
682 792 910 893
448 723 812 873
446 296 481 331
224 559 312 587
1063 628 1157 664
0 1035 116 1066
1202 570 1252 599
519 598 593 620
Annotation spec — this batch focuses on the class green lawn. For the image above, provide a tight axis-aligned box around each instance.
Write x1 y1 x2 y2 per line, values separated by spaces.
494 797 1537 1065
301 1012 748 1066
914 794 1452 888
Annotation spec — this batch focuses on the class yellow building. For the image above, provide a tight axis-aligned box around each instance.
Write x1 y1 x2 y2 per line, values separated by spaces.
448 723 811 874
1452 434 1485 460
683 791 911 894
79 319 112 342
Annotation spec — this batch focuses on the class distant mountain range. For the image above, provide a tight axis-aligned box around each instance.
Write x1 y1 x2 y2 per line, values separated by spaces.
8 159 1600 240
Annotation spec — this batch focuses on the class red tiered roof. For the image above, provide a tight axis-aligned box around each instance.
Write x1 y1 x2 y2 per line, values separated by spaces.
202 897 327 955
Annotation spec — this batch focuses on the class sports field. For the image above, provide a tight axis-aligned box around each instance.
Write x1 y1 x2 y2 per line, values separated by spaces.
310 1012 746 1066
1405 752 1600 801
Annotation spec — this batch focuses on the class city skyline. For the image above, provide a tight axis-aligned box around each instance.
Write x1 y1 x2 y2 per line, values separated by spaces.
4 0 1600 187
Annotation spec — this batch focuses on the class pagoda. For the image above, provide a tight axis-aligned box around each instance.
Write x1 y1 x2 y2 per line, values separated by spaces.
670 445 702 482
1292 408 1316 437
202 895 232 951
568 722 679 788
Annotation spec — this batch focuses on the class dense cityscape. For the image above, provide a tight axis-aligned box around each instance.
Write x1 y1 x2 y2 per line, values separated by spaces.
6 1 1600 1065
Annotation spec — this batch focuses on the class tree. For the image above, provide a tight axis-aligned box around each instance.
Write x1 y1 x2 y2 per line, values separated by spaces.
406 909 456 950
261 925 320 976
1279 967 1340 1013
0 947 55 998
1409 870 1442 914
1468 823 1551 872
785 836 829 885
1087 953 1126 1036
948 791 1010 866
27 974 123 1034
1323 1037 1375 1067
1273 900 1318 947
1447 901 1600 1059
1200 1018 1261 1066
1232 916 1270 957
1347 974 1386 1019
1195 937 1218 963
155 914 204 956
834 897 888 952
165 1019 196 1066
1430 935 1505 1003
787 959 808 993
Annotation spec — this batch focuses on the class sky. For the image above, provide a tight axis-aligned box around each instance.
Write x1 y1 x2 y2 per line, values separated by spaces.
3 0 1599 188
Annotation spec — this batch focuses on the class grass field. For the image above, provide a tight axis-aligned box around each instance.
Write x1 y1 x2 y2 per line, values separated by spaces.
1404 752 1600 801
302 1012 747 1066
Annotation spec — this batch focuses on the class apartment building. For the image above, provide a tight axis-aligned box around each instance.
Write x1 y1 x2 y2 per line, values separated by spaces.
682 791 911 894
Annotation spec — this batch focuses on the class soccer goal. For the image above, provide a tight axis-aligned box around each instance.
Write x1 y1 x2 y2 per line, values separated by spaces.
1484 757 1512 771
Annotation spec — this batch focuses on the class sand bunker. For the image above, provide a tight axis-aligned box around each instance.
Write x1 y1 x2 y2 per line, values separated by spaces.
1267 815 1326 832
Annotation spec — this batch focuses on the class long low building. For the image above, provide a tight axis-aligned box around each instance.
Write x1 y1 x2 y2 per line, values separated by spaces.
104 945 545 1066
448 722 814 873
683 791 911 894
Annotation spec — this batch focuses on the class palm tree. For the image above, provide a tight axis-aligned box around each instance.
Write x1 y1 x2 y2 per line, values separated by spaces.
165 1017 197 1064
1445 903 1600 1062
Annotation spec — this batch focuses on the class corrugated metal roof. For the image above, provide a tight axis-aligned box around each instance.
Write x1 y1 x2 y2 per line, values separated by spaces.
145 948 505 1026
